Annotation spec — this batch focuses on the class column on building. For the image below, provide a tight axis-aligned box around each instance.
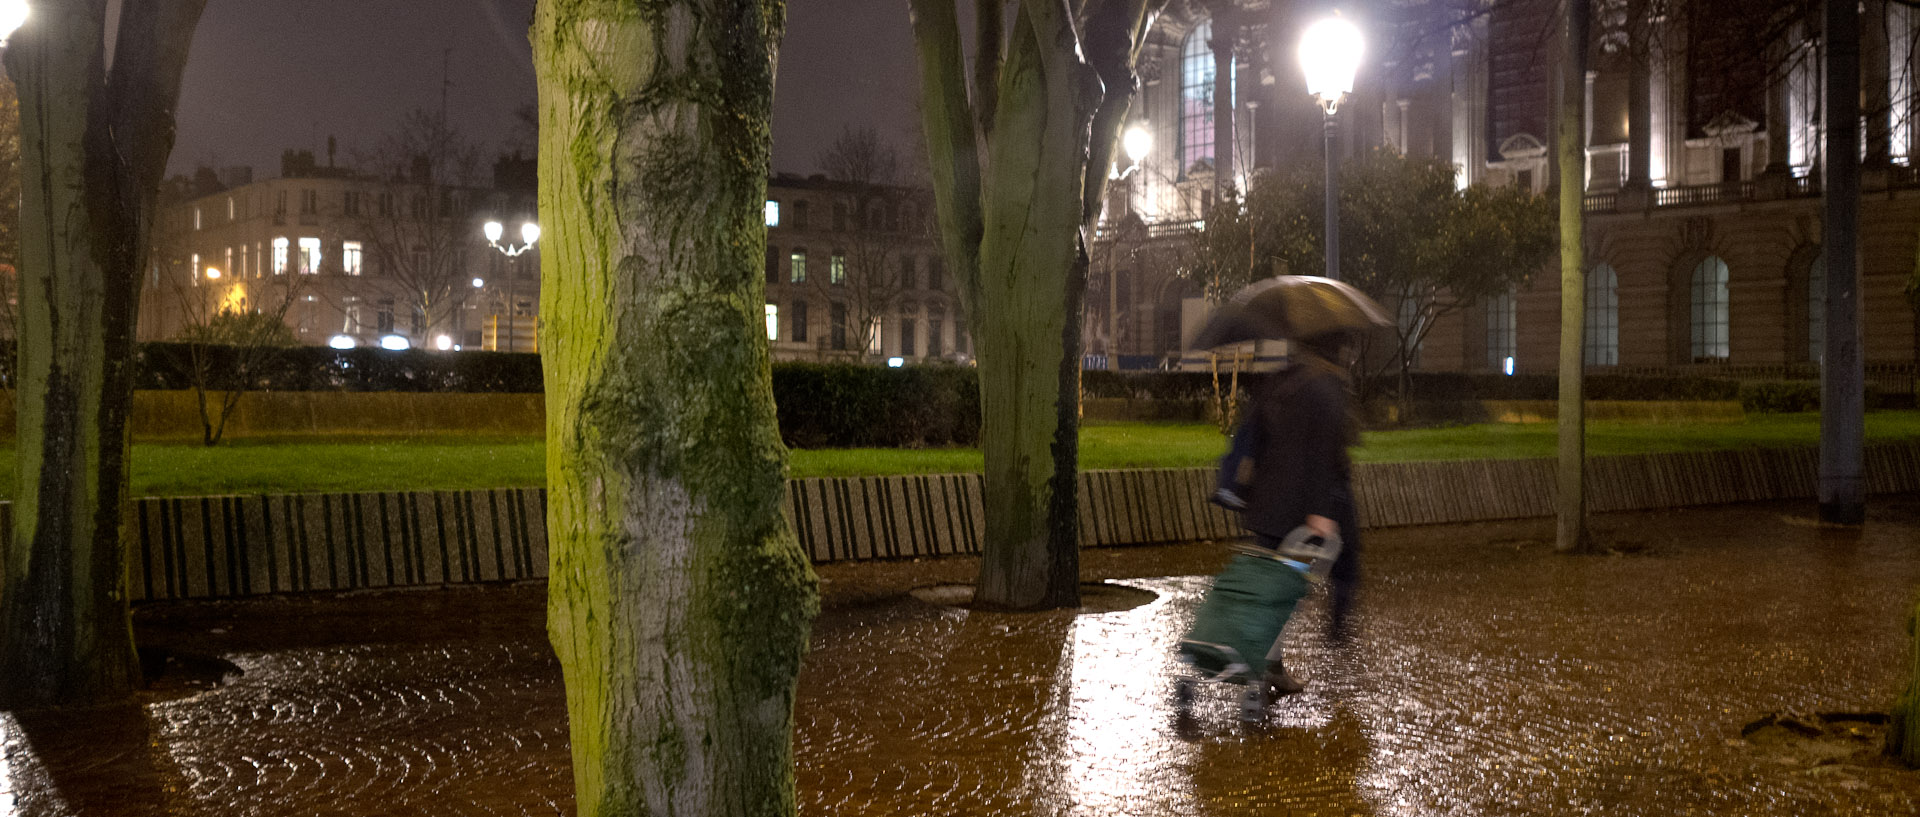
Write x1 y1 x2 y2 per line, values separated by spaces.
1865 0 1893 167
1626 0 1653 189
1449 15 1488 189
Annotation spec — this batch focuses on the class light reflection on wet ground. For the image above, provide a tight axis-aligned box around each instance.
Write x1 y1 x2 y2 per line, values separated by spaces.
4 499 1920 815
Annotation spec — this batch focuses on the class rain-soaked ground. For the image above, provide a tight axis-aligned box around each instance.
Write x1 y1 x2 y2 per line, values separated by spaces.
5 498 1920 816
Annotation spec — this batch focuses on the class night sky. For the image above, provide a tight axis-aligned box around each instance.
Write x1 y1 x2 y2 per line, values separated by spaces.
168 0 923 179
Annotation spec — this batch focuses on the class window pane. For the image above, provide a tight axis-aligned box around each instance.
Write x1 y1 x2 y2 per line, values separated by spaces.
1808 252 1826 362
1584 264 1618 366
1690 256 1729 360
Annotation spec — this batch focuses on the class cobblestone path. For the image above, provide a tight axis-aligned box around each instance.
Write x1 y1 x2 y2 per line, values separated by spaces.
4 499 1920 816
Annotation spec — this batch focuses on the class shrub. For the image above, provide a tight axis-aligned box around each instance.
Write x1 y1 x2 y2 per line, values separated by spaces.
770 362 979 448
135 343 545 392
1081 370 1220 400
1738 380 1821 413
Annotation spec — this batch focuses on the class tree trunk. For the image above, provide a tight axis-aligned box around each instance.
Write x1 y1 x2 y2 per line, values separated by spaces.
1822 0 1867 524
1555 0 1592 553
532 3 819 815
911 0 1161 611
969 7 1096 610
1890 594 1920 765
1 0 206 710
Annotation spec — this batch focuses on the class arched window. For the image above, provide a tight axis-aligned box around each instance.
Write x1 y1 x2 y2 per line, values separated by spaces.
1585 264 1619 366
1180 19 1229 176
1485 287 1517 372
1807 252 1826 362
1690 256 1730 360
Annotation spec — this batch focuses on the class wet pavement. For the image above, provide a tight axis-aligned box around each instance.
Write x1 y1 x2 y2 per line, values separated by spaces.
6 498 1920 816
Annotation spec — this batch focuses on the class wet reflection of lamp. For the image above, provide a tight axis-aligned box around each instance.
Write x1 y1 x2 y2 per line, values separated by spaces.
1299 15 1363 282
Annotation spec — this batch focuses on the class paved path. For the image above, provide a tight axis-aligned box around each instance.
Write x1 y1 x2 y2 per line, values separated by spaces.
5 499 1920 816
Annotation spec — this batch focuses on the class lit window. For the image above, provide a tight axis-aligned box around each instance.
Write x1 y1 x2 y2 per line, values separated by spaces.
1180 18 1232 176
765 200 780 227
765 303 779 341
1690 256 1730 360
226 197 235 221
1584 264 1619 366
191 253 200 280
790 249 807 283
224 247 234 281
343 241 364 276
1485 288 1516 371
192 207 202 230
272 237 289 274
830 252 846 285
298 237 321 274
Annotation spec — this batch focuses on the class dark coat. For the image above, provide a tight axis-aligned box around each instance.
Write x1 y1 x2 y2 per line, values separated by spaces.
1240 354 1355 540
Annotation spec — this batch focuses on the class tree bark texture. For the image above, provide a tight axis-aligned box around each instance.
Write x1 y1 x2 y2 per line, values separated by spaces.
531 3 819 815
910 0 1161 610
1 0 206 709
1556 0 1591 553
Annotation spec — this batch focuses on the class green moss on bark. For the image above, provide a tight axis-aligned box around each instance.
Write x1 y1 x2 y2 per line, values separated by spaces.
535 1 815 814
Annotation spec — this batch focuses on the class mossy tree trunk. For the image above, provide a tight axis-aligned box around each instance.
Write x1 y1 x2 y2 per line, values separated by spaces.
1555 0 1592 554
909 0 1165 610
1891 595 1920 765
531 2 819 815
0 0 206 710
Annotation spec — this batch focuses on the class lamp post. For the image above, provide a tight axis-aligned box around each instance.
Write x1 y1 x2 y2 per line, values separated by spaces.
1299 15 1363 282
482 220 539 352
1108 125 1155 369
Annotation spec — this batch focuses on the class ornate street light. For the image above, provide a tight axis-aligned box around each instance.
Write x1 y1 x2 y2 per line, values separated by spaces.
482 220 539 352
1299 15 1363 282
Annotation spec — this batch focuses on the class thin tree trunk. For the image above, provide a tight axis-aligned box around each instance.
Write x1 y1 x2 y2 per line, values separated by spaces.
1 0 206 709
1554 5 1591 547
910 0 1160 610
532 3 818 814
968 5 1099 610
1555 0 1592 554
1822 0 1867 524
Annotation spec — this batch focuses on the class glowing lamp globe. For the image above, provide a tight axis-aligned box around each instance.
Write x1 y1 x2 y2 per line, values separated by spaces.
1122 126 1152 165
1299 16 1364 112
0 1 27 42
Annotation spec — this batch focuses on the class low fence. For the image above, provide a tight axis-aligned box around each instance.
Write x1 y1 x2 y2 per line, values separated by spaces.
1 442 1914 602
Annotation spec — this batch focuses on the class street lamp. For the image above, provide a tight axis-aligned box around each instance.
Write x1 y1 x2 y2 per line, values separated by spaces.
1299 15 1363 282
0 1 28 43
482 220 539 352
1121 125 1152 177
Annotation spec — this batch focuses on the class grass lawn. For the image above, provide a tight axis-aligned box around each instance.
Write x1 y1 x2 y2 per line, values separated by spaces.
0 411 1916 499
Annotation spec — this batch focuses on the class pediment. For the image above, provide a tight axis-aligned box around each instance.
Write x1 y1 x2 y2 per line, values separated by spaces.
1702 110 1760 136
1497 133 1547 160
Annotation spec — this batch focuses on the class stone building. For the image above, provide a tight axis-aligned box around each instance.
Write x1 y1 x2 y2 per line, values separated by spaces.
143 151 540 352
1096 0 1920 384
145 161 970 364
763 173 969 364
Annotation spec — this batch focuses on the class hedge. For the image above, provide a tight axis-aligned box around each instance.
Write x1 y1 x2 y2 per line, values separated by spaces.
771 363 980 448
128 343 546 393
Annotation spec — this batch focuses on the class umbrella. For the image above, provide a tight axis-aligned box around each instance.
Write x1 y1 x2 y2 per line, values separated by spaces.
1186 275 1393 351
